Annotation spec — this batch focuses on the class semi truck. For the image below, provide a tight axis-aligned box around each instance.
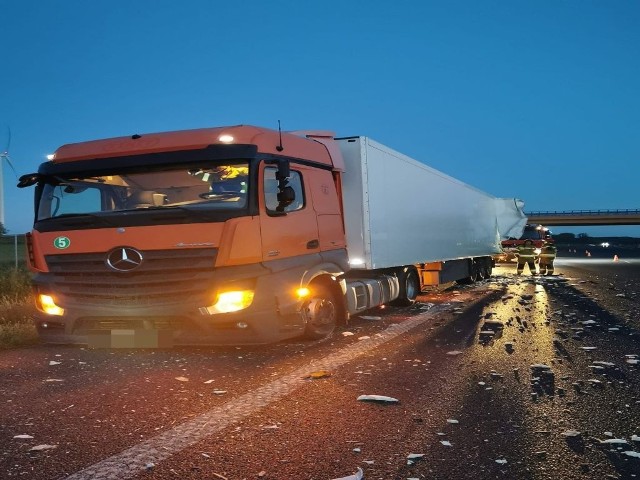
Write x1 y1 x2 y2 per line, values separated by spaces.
18 125 526 346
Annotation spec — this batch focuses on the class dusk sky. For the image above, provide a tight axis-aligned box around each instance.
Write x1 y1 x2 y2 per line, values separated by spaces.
1 1 638 236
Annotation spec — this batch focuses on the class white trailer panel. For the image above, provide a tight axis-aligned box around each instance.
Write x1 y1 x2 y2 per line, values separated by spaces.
337 137 525 270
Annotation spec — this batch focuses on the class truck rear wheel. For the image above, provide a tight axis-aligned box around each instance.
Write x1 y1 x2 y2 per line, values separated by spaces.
390 268 420 306
302 285 338 340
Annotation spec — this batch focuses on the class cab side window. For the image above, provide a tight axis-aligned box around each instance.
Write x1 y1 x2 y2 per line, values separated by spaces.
264 167 304 213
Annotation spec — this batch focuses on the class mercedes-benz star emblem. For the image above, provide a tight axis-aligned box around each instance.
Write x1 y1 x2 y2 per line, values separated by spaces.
106 247 144 272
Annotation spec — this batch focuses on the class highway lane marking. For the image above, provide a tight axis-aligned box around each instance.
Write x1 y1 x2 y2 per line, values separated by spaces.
64 294 479 480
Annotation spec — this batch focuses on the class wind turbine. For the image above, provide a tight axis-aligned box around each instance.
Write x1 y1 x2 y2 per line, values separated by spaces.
0 126 18 229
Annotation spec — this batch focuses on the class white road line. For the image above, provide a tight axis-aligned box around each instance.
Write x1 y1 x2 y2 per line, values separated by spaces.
64 301 464 480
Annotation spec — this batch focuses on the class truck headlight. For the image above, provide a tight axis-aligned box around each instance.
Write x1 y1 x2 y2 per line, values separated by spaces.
37 294 65 316
201 290 255 314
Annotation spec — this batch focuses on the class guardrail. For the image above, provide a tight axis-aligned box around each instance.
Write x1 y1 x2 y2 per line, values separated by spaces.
526 209 640 216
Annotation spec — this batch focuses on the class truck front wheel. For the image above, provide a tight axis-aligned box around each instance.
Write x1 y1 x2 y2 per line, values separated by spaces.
302 285 338 340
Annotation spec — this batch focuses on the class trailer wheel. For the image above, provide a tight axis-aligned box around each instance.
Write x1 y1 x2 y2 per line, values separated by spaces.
390 268 420 306
459 261 479 284
482 262 492 279
302 285 338 340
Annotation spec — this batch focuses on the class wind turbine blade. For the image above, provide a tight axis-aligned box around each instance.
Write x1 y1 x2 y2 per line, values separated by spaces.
3 155 18 178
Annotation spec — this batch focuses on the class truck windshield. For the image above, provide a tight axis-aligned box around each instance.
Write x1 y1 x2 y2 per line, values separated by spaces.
36 162 250 221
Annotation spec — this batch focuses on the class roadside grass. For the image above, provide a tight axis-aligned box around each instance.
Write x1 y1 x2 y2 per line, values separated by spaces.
0 266 38 349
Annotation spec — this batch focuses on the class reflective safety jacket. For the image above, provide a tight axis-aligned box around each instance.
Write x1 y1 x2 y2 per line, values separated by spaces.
517 244 537 260
539 244 557 260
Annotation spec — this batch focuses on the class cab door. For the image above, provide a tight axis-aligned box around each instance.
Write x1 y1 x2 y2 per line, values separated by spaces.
259 163 320 261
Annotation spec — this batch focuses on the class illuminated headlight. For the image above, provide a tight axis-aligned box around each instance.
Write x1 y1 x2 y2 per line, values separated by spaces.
202 290 254 314
37 294 65 316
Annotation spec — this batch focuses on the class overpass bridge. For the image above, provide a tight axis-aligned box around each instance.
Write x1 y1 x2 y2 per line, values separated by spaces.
525 209 640 226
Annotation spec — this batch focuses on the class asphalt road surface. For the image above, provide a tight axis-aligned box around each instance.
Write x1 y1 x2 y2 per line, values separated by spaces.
1 258 639 480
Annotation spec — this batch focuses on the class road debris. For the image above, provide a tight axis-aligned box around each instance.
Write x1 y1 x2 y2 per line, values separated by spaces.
331 466 364 480
357 395 399 404
305 370 332 379
29 444 57 452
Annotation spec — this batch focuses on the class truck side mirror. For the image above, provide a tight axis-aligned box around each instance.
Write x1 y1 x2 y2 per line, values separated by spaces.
275 159 290 185
276 186 296 212
18 173 40 188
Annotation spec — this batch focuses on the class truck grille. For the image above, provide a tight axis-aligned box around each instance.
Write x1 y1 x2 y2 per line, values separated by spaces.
42 248 217 306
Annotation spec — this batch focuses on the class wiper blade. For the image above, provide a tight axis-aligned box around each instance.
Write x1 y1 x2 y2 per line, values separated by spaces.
47 213 116 227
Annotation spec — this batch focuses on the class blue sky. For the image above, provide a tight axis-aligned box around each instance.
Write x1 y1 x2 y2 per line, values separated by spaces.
1 0 639 236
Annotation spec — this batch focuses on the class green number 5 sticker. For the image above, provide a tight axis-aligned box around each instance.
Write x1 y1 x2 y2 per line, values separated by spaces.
54 236 71 249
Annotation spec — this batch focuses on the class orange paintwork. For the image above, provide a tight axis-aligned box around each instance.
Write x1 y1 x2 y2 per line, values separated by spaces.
31 223 227 272
215 217 263 267
52 125 337 168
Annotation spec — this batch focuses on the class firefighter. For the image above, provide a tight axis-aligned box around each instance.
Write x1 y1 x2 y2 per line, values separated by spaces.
516 239 537 275
538 240 557 275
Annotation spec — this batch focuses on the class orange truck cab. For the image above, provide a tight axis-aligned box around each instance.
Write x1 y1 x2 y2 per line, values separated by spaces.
19 125 525 346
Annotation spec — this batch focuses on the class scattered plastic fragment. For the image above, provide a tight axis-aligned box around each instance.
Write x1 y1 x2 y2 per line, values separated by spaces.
440 440 452 447
331 466 364 480
599 438 628 445
306 370 332 379
29 444 57 451
342 331 355 337
580 347 597 351
175 376 189 382
358 336 371 341
13 435 34 439
145 463 155 471
359 316 382 321
561 430 581 437
48 361 61 366
446 351 463 356
212 390 227 395
407 453 425 460
447 419 459 424
495 458 508 464
357 395 399 404
623 451 640 458
204 379 215 384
